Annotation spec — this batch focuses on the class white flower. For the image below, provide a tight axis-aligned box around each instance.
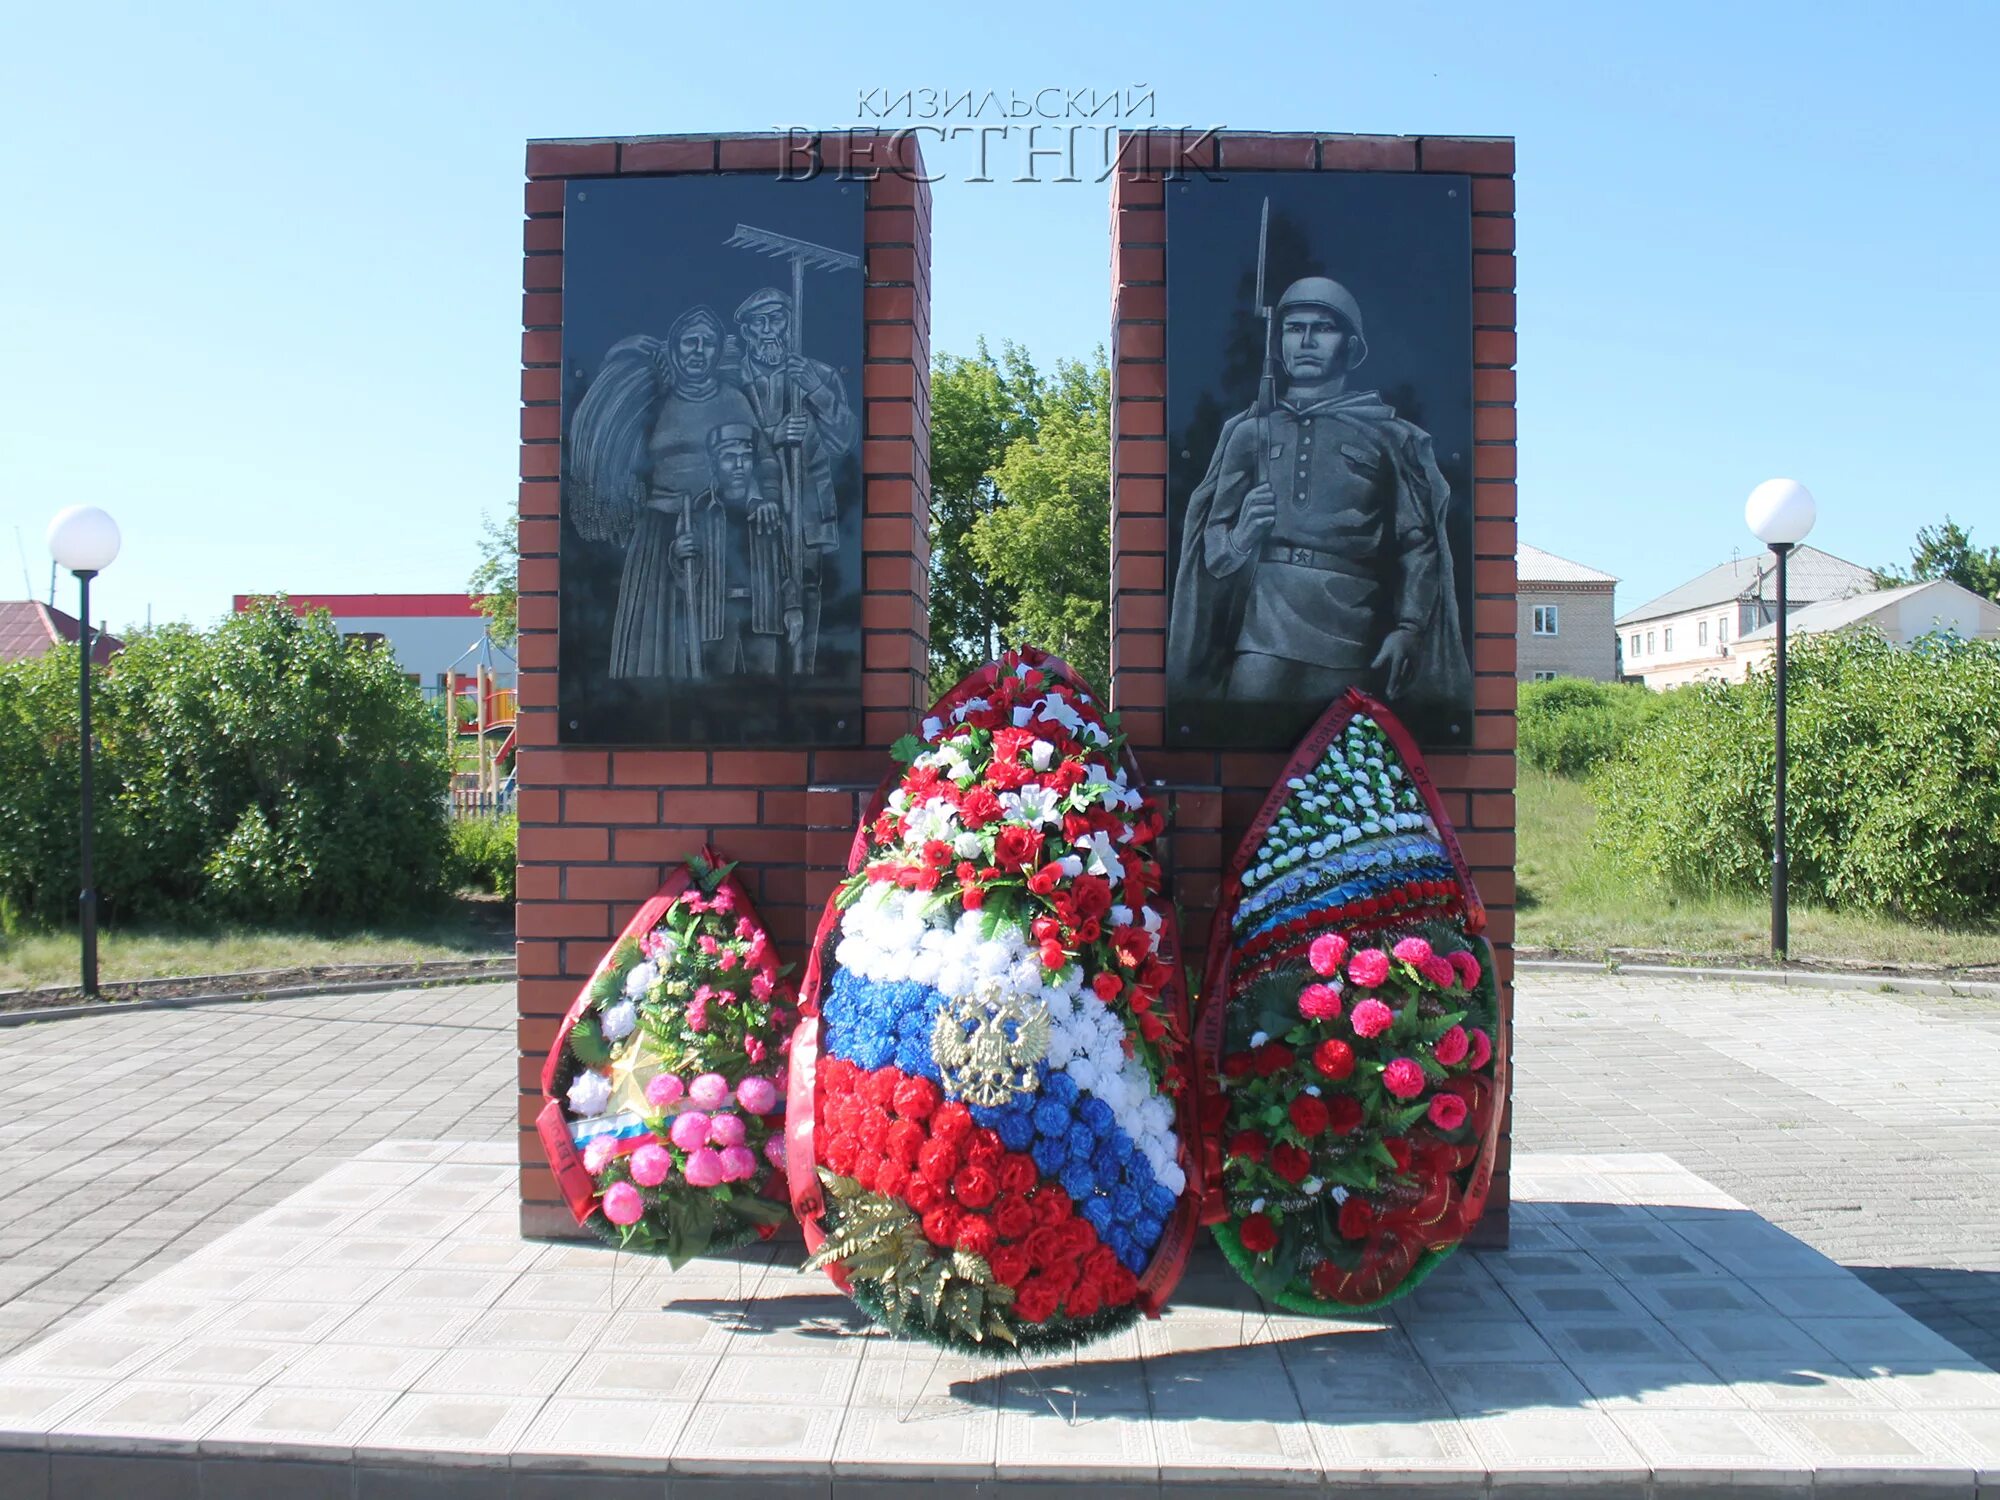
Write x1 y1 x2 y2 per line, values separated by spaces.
600 1000 637 1041
1330 1186 1350 1204
1012 706 1033 727
1056 854 1085 878
566 1071 613 1117
1034 694 1084 735
1302 1177 1323 1196
1029 738 1057 771
1075 830 1124 880
953 831 984 860
921 715 945 740
1000 785 1061 827
1249 1196 1266 1214
622 961 657 999
951 696 989 722
1250 1030 1269 1049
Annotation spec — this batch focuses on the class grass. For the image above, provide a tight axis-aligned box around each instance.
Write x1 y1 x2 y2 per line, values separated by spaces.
1516 769 2000 973
0 895 513 992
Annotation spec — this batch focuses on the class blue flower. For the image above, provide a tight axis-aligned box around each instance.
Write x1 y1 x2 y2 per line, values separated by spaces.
1134 1214 1164 1248
1078 1097 1114 1135
1090 1143 1125 1185
1117 1239 1148 1274
1032 1099 1071 1138
1043 1072 1079 1106
1031 1137 1066 1176
1081 1198 1114 1237
1065 1125 1095 1162
1145 1185 1176 1219
894 1035 936 1079
849 1029 893 1070
995 1112 1035 1153
1110 1184 1141 1221
1061 1164 1096 1201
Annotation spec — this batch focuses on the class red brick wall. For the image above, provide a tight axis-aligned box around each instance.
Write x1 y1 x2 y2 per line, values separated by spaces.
1109 130 1518 1245
515 131 932 1235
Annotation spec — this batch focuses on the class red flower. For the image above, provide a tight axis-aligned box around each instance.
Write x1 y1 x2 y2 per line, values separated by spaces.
1289 1095 1330 1137
1432 1026 1469 1068
1139 1013 1166 1041
1028 866 1064 898
916 1139 959 1186
952 1166 998 1209
1328 1095 1364 1135
1314 1039 1356 1080
1064 1279 1102 1319
1222 1052 1253 1079
862 1069 899 1108
1070 874 1113 921
992 1194 1034 1240
874 1158 910 1197
988 1245 1031 1288
1338 1198 1373 1240
1025 1225 1067 1269
823 1132 859 1176
1253 1044 1293 1078
962 886 987 911
1091 972 1124 1003
921 1206 961 1246
964 1130 1004 1170
1032 1189 1072 1227
1420 954 1457 989
904 1175 942 1212
1239 1212 1279 1254
1384 1137 1412 1172
993 826 1040 872
931 1102 974 1142
1271 1144 1311 1183
955 1216 997 1257
997 1155 1037 1195
1227 1129 1268 1164
892 1076 939 1120
1012 1279 1059 1324
1427 1093 1470 1131
959 786 1002 828
1039 939 1067 970
884 1119 924 1166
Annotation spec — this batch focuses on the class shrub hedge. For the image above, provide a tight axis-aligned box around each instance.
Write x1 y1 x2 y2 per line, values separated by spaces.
1516 676 1671 777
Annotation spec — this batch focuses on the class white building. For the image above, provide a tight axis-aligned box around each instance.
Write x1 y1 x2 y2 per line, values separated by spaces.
1733 577 2000 671
1616 546 1878 690
1516 544 1618 682
232 593 515 694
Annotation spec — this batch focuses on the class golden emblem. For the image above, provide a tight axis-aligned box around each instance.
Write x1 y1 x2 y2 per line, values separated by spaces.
931 982 1051 1108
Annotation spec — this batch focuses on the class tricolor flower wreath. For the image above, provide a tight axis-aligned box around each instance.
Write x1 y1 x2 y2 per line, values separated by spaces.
538 852 797 1265
1198 690 1506 1312
788 648 1200 1351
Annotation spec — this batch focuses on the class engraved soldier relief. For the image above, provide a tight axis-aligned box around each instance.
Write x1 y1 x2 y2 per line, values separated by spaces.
1166 181 1476 748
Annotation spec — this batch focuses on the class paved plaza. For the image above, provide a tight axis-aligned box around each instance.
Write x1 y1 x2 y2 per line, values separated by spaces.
1 972 1998 1493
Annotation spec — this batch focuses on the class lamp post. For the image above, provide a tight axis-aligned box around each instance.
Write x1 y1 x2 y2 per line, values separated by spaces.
1744 478 1816 962
45 506 122 995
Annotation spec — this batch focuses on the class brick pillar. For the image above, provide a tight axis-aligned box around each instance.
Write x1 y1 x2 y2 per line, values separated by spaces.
514 131 931 1236
1109 129 1518 1246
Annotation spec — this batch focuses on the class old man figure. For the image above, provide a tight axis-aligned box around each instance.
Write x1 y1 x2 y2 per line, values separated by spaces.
730 286 857 673
1168 277 1469 725
674 422 802 680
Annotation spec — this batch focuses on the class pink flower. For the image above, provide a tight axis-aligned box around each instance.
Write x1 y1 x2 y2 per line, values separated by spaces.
601 1181 644 1226
1469 1027 1493 1070
1298 982 1344 1022
645 1074 685 1109
582 1138 616 1175
686 993 709 1032
1391 936 1433 967
707 1112 746 1148
718 951 739 971
737 1076 779 1115
763 1134 789 1171
698 934 719 955
747 934 769 967
1350 998 1395 1039
1433 1025 1470 1067
630 1143 673 1187
1382 1058 1426 1099
743 1034 767 1064
710 886 736 914
718 1145 758 1182
669 1111 710 1152
689 1073 731 1110
1448 950 1482 989
1420 955 1457 989
683 1148 726 1188
1308 934 1350 977
1348 949 1391 988
1428 1093 1469 1131
750 970 775 1001
735 917 756 940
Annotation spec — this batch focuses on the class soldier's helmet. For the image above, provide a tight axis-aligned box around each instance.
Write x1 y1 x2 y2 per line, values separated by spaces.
1276 277 1368 369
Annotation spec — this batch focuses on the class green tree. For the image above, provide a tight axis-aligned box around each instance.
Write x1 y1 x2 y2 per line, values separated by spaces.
928 342 1041 682
967 351 1113 689
1880 516 2000 602
470 509 519 647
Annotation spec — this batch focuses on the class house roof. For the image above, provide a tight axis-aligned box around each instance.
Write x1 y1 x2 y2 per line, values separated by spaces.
0 601 124 665
1518 543 1617 586
1617 545 1877 626
1739 577 2000 643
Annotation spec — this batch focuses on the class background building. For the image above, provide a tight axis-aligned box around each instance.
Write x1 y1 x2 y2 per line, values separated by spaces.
1516 544 1618 682
1617 545 1877 690
1734 577 2000 671
0 600 122 666
232 593 514 694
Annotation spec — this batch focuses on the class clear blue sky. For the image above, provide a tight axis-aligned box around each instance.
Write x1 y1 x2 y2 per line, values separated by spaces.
3 0 1994 634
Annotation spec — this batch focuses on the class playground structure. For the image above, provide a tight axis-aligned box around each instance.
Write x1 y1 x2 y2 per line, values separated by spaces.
443 637 517 816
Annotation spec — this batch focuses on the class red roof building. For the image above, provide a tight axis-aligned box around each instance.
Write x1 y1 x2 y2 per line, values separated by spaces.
0 600 123 666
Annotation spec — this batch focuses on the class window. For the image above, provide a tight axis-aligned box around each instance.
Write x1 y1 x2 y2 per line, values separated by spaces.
1718 615 1729 644
1698 620 1709 647
1629 632 1641 657
1531 670 1558 683
1646 630 1655 654
1663 627 1674 653
1532 604 1559 636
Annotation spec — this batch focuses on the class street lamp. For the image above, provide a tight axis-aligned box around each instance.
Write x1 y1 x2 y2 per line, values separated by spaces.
45 505 122 995
1744 478 1816 961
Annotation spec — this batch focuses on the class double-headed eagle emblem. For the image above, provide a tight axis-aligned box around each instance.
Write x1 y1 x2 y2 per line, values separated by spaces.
931 982 1051 1109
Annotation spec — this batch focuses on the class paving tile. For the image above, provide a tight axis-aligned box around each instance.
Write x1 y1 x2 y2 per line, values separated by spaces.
262 1341 446 1391
6 1333 171 1381
51 1380 250 1453
834 1401 997 1480
557 1351 720 1405
410 1346 580 1396
1304 1412 1480 1473
356 1390 546 1464
995 1403 1159 1482
701 1348 862 1407
510 1395 690 1470
0 1378 110 1443
670 1399 844 1474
